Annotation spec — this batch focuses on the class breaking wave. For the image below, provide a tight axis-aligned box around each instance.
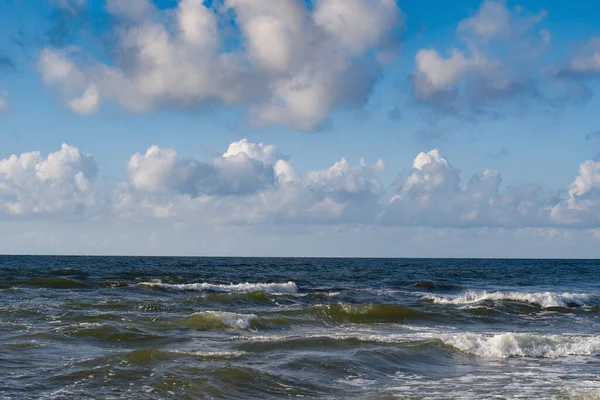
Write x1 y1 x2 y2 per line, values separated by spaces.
139 281 298 294
422 290 592 308
181 303 426 330
235 331 600 360
183 311 258 330
442 332 600 359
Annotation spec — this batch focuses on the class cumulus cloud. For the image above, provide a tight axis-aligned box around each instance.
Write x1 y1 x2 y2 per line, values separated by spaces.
411 0 550 114
110 140 566 230
382 149 550 228
0 144 97 216
39 0 403 130
125 141 276 197
222 139 279 164
68 84 98 114
264 156 386 224
116 139 386 225
551 159 600 227
4 139 600 233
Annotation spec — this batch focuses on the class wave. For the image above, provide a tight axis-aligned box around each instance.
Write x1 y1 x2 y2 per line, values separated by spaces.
422 290 591 308
183 311 258 330
200 291 271 303
139 281 298 294
24 277 88 289
50 267 85 276
411 281 462 291
234 330 600 359
291 303 425 324
182 303 425 331
61 324 168 343
125 348 246 364
441 332 600 359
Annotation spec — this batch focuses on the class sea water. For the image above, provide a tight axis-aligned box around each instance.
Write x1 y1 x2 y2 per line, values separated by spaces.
1 256 599 399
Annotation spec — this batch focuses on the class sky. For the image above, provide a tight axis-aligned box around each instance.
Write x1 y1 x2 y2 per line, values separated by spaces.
0 0 600 257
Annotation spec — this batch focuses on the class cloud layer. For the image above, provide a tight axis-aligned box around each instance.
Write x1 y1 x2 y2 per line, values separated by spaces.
1 139 599 231
31 0 600 127
40 0 403 130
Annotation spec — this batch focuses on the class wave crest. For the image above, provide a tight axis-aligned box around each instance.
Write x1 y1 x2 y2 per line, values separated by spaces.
422 290 591 308
139 281 298 294
183 311 257 330
299 303 423 324
125 348 245 364
443 332 600 358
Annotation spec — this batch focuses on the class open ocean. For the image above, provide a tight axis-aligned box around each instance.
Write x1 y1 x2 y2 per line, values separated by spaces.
1 256 600 399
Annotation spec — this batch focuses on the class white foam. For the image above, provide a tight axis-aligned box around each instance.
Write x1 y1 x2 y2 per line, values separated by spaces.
422 290 591 308
189 311 257 329
564 390 600 400
234 330 600 360
386 370 600 400
232 335 294 341
139 281 298 294
167 350 246 358
442 332 600 358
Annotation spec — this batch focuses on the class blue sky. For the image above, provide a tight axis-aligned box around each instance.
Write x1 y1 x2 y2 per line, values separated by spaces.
0 0 600 257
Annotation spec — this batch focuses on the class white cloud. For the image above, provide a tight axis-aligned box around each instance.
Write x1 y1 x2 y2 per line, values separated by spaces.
125 140 275 197
112 140 559 231
457 0 512 40
68 84 99 114
4 140 600 236
561 37 600 78
411 0 549 113
0 144 97 216
313 0 399 55
382 149 549 228
551 159 600 226
222 138 279 164
115 139 387 225
457 0 546 41
39 0 403 130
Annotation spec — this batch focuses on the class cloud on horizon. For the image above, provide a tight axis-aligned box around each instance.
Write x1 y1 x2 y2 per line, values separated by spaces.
1 138 599 232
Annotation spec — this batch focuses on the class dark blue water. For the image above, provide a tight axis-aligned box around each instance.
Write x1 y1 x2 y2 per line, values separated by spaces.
1 257 600 399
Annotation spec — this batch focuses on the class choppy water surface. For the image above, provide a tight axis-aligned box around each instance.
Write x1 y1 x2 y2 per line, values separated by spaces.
1 257 600 399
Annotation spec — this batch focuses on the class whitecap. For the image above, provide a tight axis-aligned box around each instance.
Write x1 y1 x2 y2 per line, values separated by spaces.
422 290 591 308
186 311 257 329
442 332 600 358
139 281 298 294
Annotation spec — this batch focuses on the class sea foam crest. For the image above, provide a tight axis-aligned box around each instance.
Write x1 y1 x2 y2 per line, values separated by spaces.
139 281 298 294
442 332 600 359
422 290 591 308
185 311 257 329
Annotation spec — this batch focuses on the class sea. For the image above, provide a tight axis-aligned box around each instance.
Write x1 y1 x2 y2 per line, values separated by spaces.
1 256 600 399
